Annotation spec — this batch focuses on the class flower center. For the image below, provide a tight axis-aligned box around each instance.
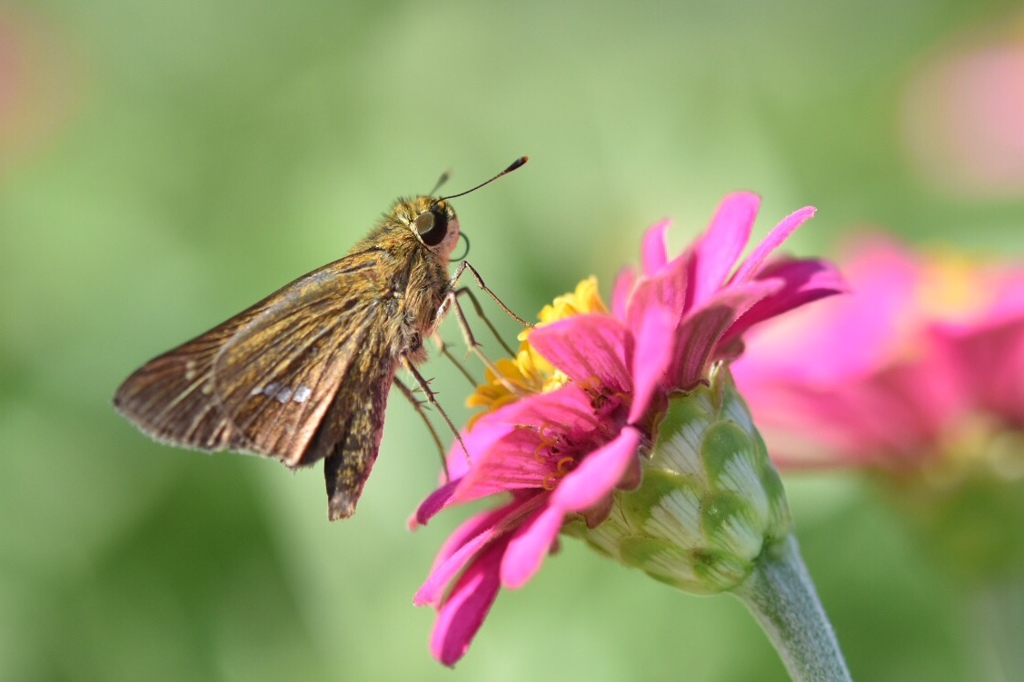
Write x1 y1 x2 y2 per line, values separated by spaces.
547 390 630 489
916 250 990 322
467 277 610 427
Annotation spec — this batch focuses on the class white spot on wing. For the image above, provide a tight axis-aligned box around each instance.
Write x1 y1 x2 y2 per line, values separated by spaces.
250 381 311 404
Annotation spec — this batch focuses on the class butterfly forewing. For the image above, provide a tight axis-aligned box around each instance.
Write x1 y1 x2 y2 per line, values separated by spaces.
113 312 256 451
114 254 390 467
211 271 384 466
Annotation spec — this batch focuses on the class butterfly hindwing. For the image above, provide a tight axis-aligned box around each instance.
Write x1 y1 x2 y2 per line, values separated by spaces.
318 344 398 520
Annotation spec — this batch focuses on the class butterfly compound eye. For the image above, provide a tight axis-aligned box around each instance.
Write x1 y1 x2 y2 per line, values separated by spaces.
415 208 449 247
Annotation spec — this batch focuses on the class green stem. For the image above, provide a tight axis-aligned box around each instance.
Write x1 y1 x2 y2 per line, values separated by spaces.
733 534 852 682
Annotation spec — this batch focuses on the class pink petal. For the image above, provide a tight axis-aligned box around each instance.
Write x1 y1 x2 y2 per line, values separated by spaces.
444 405 560 503
626 253 691 331
415 496 543 606
529 314 632 393
731 206 816 284
671 280 782 388
628 302 677 423
722 257 847 347
452 386 604 503
444 441 474 482
748 381 909 467
733 238 919 385
412 478 462 527
987 270 1024 324
415 510 508 607
578 492 616 528
445 419 517 481
423 505 511 577
429 538 508 667
551 427 642 510
612 266 637 321
484 383 598 432
641 219 672 275
825 362 958 460
453 427 565 500
739 334 968 469
690 192 761 306
942 317 1024 423
500 504 564 589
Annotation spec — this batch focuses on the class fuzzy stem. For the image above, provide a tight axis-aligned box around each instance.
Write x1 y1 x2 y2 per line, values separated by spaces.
733 534 852 681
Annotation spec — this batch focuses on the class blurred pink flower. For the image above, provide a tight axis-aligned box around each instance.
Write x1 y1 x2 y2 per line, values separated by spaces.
902 22 1024 198
0 9 82 179
732 235 1024 471
413 192 845 666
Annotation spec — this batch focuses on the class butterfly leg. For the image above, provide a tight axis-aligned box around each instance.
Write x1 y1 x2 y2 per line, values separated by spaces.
442 290 525 397
445 261 532 328
393 375 453 479
451 287 517 357
401 357 470 473
438 261 532 396
430 333 477 387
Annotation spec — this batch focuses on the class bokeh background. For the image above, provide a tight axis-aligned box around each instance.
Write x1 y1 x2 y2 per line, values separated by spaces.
3 0 1024 680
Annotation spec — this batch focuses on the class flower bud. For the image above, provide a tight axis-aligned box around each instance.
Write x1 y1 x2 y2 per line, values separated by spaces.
566 366 792 594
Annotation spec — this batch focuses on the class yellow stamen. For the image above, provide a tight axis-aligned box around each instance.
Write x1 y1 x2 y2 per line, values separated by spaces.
556 456 575 475
466 277 610 426
916 250 990 321
540 456 578 491
532 425 558 463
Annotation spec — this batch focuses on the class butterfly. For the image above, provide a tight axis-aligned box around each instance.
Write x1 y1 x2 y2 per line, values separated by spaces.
114 156 527 520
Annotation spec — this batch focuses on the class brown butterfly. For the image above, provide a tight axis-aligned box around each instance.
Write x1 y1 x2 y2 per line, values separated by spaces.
114 157 527 520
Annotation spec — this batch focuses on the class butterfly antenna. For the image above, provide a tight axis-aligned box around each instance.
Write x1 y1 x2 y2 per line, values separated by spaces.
438 156 528 201
428 169 452 196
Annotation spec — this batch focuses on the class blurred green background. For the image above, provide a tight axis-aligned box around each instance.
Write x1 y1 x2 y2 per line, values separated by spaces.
3 0 1023 680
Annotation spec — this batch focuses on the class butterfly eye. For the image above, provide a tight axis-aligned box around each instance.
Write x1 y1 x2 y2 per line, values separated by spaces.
415 209 449 246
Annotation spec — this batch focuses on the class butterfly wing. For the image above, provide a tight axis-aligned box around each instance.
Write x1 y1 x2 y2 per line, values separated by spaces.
113 308 256 452
113 253 393 469
316 342 397 520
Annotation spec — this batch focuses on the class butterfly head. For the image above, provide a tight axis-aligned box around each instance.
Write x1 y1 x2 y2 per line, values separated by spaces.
399 196 461 260
391 157 528 262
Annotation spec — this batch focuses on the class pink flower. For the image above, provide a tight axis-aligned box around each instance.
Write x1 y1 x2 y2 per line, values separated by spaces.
732 235 1024 470
901 26 1024 199
413 192 845 666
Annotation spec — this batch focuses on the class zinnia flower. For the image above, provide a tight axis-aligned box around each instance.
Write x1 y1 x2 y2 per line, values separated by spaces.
413 192 846 667
732 233 1024 544
732 235 1024 475
732 234 1024 677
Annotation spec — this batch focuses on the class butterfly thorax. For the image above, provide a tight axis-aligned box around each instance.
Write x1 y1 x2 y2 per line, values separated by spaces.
353 196 460 364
